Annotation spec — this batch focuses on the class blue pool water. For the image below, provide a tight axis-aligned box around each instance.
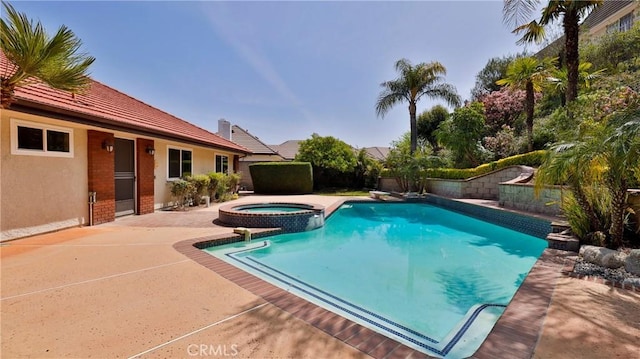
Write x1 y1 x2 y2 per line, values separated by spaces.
205 202 547 358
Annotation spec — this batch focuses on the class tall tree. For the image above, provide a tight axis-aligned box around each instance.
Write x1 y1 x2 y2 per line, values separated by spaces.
376 58 460 154
470 54 521 101
600 112 640 247
436 102 488 168
0 2 95 108
503 0 602 103
536 110 640 248
295 133 357 189
496 56 555 151
417 105 449 154
548 61 605 105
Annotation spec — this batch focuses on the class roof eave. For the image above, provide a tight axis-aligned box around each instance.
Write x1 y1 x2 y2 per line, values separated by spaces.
11 99 252 155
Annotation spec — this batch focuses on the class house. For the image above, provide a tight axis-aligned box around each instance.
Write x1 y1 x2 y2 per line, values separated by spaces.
270 140 302 161
1 53 250 241
536 1 638 59
582 0 638 38
215 120 389 190
217 120 284 190
362 147 390 162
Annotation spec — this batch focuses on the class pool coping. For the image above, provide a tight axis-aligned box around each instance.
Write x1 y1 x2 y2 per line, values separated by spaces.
218 201 326 232
173 198 576 359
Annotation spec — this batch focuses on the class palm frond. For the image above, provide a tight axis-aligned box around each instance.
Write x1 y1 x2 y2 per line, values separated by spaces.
419 83 461 108
514 20 546 44
0 1 94 106
503 0 540 28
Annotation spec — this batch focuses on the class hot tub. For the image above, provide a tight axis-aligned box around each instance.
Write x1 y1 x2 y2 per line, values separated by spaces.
218 202 325 232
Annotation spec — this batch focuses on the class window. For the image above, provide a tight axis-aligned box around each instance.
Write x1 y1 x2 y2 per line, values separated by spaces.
607 13 635 34
619 13 634 32
11 119 73 157
168 147 192 179
215 155 229 174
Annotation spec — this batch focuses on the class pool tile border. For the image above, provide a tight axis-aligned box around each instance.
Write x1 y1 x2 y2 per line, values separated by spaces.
218 202 325 232
174 198 581 359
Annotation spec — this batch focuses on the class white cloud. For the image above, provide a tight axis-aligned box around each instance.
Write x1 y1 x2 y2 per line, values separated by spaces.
199 3 315 122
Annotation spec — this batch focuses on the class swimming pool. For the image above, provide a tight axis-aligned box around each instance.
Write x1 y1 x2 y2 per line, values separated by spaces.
218 202 325 232
205 202 547 358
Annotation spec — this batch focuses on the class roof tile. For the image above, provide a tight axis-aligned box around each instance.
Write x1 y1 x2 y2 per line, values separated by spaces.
1 52 250 154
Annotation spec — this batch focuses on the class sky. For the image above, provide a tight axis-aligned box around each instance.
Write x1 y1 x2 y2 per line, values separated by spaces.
9 0 541 148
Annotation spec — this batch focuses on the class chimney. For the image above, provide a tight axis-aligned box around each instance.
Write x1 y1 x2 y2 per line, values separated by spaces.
218 118 231 140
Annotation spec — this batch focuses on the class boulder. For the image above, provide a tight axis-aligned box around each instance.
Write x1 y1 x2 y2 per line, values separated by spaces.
624 249 640 276
601 251 627 269
580 245 627 268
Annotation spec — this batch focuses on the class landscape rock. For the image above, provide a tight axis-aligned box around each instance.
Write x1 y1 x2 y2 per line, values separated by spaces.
601 251 627 269
624 249 640 276
580 245 628 269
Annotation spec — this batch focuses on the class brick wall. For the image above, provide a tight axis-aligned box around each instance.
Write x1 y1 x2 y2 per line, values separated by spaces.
87 130 115 225
136 138 155 215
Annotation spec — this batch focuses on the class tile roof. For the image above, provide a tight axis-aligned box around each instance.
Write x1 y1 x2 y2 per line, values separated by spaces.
363 147 390 161
227 125 281 156
582 1 635 29
1 52 250 154
270 140 301 160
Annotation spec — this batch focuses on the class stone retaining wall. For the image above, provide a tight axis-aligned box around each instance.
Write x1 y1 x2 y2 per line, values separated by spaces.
378 165 532 200
499 183 563 216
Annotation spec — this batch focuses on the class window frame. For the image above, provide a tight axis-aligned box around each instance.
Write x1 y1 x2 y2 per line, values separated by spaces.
10 118 74 158
619 13 634 32
166 146 193 180
215 154 229 174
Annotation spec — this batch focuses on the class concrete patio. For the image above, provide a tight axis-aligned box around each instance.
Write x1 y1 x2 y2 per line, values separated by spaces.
1 195 638 358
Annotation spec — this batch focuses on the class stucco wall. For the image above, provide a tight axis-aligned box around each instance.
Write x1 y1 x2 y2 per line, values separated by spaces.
1 110 89 240
154 139 238 208
2 109 244 239
237 156 286 191
588 3 638 38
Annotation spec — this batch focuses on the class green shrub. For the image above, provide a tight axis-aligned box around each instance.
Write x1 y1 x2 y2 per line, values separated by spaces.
383 150 547 180
190 174 210 205
216 175 231 201
495 150 546 167
250 162 313 194
169 179 194 209
423 168 477 180
205 172 236 202
206 172 225 198
227 172 241 194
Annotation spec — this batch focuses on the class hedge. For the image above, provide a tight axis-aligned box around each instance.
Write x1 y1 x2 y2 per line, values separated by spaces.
249 162 313 194
382 150 547 180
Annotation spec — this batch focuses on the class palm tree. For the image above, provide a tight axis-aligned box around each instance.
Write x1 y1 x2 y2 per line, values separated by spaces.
376 59 460 154
536 111 640 248
496 56 555 151
503 0 602 103
600 112 640 247
535 140 604 235
1 2 95 108
548 61 605 105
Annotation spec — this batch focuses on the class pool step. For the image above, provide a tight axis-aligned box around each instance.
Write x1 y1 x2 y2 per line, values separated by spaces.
551 221 571 234
546 232 580 251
